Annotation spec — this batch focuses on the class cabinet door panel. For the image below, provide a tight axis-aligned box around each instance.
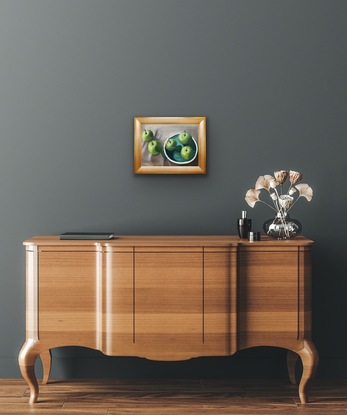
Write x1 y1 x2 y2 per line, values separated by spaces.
134 252 203 359
39 251 98 348
103 252 134 355
238 250 299 349
204 251 230 354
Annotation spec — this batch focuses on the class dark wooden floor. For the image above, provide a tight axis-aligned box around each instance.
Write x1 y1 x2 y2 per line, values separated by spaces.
1 378 347 414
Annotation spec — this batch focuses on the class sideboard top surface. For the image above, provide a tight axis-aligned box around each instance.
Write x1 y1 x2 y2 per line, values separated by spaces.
23 235 314 247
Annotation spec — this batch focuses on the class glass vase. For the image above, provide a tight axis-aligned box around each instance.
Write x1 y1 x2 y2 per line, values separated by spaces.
263 213 302 240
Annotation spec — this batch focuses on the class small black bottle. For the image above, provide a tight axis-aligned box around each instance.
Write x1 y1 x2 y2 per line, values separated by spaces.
237 210 252 239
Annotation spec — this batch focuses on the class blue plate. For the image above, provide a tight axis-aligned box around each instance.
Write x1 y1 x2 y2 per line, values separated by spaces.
163 134 198 165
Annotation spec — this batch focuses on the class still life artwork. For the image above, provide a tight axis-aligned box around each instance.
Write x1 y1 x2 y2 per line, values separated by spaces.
134 117 206 174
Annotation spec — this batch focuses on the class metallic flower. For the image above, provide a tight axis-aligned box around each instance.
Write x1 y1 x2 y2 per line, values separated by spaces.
245 189 261 207
255 175 276 191
274 170 288 185
278 195 294 209
289 170 303 185
269 179 277 189
245 170 313 217
295 183 313 201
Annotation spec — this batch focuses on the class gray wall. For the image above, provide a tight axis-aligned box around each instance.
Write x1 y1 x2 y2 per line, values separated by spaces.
1 0 346 379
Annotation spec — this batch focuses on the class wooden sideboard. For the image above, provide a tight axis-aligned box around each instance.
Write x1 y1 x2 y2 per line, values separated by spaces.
19 235 318 404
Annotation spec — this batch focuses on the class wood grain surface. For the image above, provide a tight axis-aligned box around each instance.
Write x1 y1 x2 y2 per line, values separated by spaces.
1 378 346 415
19 235 317 405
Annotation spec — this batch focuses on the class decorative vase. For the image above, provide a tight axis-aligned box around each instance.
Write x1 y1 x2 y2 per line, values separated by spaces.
263 212 302 240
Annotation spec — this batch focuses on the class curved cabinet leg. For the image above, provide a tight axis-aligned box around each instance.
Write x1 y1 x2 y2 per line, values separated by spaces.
40 349 52 385
287 350 298 384
296 340 319 404
18 339 41 404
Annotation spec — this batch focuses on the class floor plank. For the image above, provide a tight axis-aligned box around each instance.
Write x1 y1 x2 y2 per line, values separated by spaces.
1 378 347 414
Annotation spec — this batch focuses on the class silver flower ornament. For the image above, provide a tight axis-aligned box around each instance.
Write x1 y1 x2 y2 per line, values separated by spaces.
255 175 276 191
245 170 313 214
295 183 313 201
274 170 288 185
245 189 261 207
289 170 303 185
279 195 294 209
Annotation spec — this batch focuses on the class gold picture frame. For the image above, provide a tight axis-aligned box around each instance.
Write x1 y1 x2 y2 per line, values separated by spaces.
134 116 206 174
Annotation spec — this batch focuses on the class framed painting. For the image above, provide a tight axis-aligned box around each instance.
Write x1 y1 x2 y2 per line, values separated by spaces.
134 116 206 174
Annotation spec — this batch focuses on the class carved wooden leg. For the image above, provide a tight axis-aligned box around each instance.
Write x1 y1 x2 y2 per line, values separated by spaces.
40 349 52 385
296 340 319 404
287 350 298 384
18 339 41 404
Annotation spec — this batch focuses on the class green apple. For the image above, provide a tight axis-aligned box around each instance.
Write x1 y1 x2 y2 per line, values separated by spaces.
142 129 154 142
165 138 177 151
178 130 192 145
181 145 194 161
148 139 162 155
